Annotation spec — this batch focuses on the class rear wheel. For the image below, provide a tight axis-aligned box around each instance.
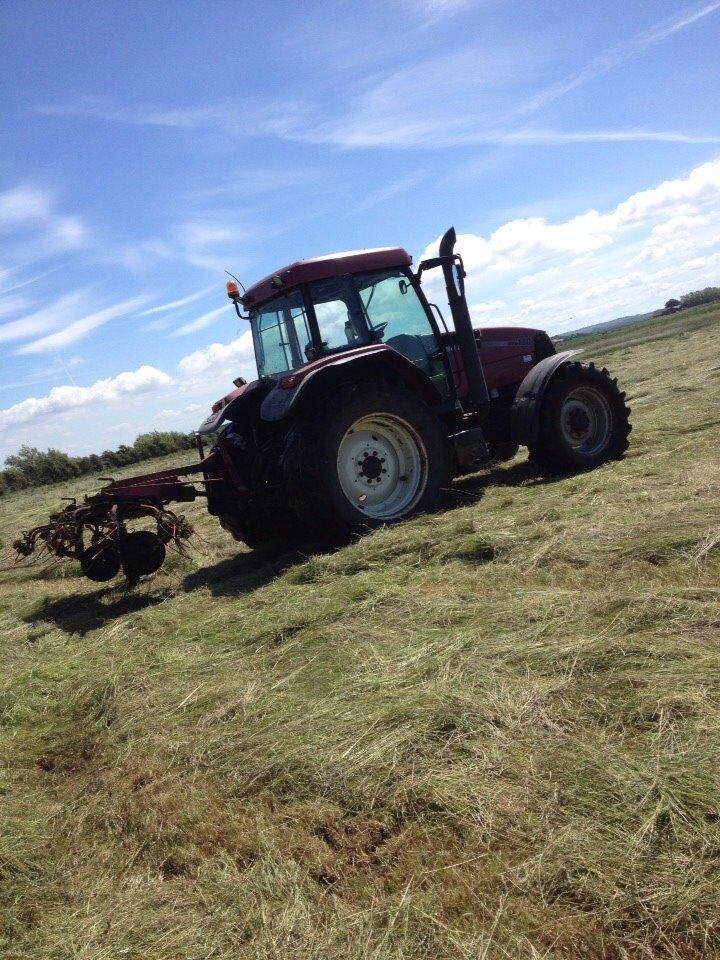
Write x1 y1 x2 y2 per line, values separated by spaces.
283 381 450 541
529 362 631 475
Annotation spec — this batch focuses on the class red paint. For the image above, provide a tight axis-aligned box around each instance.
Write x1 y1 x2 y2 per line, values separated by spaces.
243 247 412 309
204 326 545 423
101 459 209 503
441 326 543 395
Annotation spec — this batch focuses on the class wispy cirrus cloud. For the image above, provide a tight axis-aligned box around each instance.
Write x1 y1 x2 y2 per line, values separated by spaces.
0 185 87 247
0 186 53 227
0 290 91 345
132 285 217 318
0 294 33 321
115 217 249 274
38 94 306 138
191 166 323 200
353 173 426 212
0 184 88 301
16 295 147 355
292 1 720 149
172 304 229 337
38 1 720 151
506 0 720 123
413 0 479 25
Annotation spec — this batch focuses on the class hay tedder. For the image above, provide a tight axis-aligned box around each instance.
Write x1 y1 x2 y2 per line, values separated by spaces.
15 227 631 583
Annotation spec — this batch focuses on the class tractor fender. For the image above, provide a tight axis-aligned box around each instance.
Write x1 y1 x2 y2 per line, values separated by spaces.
260 347 441 422
511 349 584 446
196 379 267 435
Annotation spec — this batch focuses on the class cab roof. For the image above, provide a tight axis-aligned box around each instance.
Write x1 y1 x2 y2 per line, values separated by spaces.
242 246 413 309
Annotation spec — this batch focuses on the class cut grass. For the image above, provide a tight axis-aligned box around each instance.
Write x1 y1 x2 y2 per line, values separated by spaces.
0 304 719 959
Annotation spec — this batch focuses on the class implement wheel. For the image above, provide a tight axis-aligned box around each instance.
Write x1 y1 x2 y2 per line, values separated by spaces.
283 381 450 541
529 362 631 475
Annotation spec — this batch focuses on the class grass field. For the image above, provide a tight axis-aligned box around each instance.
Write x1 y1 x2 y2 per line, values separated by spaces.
1 304 719 959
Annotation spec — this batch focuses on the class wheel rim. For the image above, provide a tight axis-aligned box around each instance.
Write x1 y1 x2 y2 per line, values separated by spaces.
560 386 612 455
337 414 428 519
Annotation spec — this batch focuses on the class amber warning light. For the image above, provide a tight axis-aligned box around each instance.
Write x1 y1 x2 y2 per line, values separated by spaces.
226 280 241 302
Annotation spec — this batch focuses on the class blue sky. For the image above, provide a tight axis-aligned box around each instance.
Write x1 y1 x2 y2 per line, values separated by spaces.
1 0 719 461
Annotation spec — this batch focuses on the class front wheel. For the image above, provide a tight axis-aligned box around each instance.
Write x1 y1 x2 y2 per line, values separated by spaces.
529 362 631 475
283 382 450 541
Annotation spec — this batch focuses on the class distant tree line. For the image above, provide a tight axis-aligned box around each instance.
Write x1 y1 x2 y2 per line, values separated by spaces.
0 430 197 497
665 287 720 311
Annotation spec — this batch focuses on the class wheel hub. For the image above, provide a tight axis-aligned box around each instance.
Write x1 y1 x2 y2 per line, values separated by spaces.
566 406 591 440
560 387 612 454
358 452 384 482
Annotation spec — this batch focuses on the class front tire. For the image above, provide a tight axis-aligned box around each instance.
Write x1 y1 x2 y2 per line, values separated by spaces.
529 362 631 475
283 381 450 541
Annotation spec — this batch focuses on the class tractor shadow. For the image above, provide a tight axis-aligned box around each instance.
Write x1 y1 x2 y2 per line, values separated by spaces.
25 545 312 631
441 459 564 510
184 463 562 597
181 542 315 598
24 588 167 637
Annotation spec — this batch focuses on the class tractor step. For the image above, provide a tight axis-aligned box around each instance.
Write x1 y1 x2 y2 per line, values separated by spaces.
449 427 489 472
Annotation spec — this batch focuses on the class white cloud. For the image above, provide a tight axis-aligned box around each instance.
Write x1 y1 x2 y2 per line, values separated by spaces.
115 238 174 273
0 185 87 263
15 295 147 354
172 304 229 336
0 365 172 433
177 330 256 382
114 217 247 273
0 186 52 227
423 159 720 273
420 158 720 334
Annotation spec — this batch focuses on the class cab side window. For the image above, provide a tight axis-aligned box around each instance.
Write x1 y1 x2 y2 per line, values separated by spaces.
353 270 448 394
309 277 365 350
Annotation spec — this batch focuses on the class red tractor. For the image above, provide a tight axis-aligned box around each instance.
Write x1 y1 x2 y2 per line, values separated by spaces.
15 228 631 583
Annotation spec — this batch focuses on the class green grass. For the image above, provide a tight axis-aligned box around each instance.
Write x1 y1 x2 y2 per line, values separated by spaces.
1 304 719 959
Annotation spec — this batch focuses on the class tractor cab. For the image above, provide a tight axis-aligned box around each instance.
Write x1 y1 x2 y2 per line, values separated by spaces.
232 247 451 397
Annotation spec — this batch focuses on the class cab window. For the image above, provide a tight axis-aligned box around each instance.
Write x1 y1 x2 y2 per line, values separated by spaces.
352 269 448 394
308 277 366 351
252 291 312 377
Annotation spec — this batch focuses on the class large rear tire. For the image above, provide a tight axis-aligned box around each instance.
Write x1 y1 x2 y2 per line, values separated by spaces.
529 362 631 475
283 381 450 541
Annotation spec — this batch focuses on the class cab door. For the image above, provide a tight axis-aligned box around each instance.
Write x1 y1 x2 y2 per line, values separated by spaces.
351 269 452 397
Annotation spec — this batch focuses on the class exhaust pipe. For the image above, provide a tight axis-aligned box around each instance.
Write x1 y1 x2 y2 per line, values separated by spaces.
438 227 490 411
